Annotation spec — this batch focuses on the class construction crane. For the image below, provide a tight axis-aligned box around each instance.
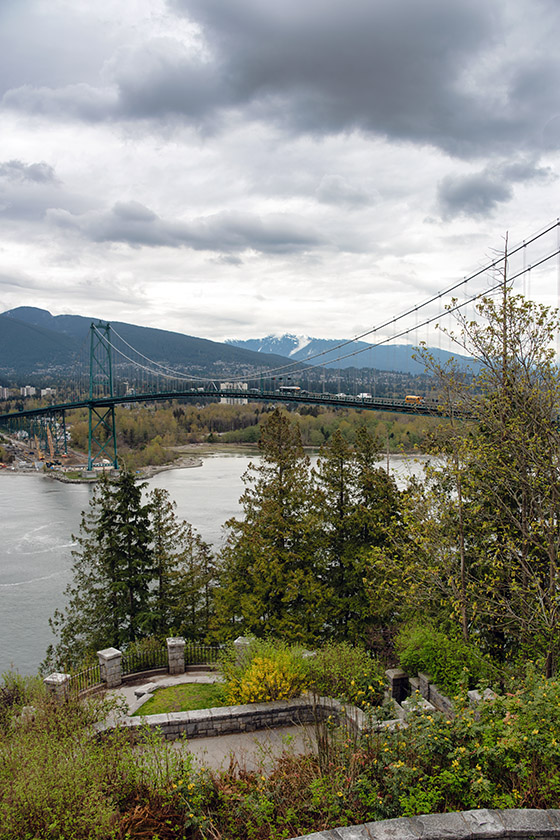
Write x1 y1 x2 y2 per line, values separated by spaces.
46 427 61 466
33 434 44 461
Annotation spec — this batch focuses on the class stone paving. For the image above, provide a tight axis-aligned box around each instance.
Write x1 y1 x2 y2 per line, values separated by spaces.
106 671 317 772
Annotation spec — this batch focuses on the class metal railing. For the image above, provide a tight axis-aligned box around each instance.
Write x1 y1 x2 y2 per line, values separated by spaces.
122 645 168 676
184 642 221 666
68 663 101 694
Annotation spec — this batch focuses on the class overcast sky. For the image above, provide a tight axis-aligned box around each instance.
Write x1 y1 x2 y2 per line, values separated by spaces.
0 0 559 343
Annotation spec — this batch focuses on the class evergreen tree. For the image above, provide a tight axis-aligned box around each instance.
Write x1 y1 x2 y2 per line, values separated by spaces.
214 408 329 643
148 487 215 639
315 427 403 642
168 524 215 640
45 470 154 668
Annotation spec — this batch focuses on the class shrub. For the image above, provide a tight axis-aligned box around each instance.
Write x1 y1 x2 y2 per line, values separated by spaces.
202 669 560 836
220 639 308 704
0 671 43 732
306 642 385 710
396 624 495 696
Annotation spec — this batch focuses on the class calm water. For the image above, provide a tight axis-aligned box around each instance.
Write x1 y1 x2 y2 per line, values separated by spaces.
0 451 427 675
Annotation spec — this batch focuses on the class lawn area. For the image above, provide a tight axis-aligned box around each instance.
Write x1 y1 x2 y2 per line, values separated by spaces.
133 681 227 715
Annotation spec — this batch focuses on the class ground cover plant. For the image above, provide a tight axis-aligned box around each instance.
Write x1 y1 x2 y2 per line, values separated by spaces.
133 682 227 715
200 668 560 839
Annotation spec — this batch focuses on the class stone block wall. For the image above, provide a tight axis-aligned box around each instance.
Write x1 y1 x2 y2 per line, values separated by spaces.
95 695 402 742
288 808 560 840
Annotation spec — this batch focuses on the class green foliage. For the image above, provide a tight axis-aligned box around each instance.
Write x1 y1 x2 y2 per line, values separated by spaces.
0 671 43 732
315 427 404 643
214 409 330 644
306 642 385 710
396 624 495 695
202 671 560 837
214 413 406 646
0 676 212 840
45 475 215 669
220 638 308 704
0 692 140 839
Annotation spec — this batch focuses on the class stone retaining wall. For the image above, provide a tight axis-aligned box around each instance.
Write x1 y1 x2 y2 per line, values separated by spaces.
95 695 401 742
289 807 560 840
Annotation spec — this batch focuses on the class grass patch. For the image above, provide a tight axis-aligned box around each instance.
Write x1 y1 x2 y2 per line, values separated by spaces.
133 681 227 715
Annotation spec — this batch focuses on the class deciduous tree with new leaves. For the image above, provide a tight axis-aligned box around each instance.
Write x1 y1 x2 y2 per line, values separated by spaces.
400 288 560 674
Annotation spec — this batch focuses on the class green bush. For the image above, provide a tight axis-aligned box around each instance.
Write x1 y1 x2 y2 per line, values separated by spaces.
396 624 495 696
306 642 385 710
203 669 560 836
220 638 308 704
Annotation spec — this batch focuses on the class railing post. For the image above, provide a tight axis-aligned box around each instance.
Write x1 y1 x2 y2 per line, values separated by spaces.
44 672 71 702
97 647 122 688
385 667 409 703
167 637 186 674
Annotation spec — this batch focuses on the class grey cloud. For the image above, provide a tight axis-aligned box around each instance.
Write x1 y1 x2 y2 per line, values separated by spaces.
213 255 244 266
0 159 91 223
0 160 58 184
0 270 43 290
437 157 556 218
109 38 225 122
2 83 118 122
163 0 551 157
4 0 558 159
47 203 324 254
438 173 511 218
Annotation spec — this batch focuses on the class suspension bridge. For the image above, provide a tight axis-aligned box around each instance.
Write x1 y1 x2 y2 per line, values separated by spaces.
1 219 560 469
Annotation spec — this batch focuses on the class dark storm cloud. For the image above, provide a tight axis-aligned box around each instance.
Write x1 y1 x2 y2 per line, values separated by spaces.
160 0 557 157
48 201 324 254
437 159 554 218
5 0 559 160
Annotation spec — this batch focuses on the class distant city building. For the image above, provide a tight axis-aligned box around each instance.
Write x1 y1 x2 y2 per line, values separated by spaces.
20 385 36 397
0 387 10 400
40 387 56 398
220 381 248 405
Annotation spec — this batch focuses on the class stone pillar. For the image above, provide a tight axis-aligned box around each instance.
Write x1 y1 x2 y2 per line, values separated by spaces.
167 637 186 674
385 668 409 703
44 672 71 702
97 647 122 688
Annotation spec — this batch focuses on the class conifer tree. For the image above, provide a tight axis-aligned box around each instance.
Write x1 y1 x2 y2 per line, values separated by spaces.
315 427 403 642
45 470 154 668
214 408 328 643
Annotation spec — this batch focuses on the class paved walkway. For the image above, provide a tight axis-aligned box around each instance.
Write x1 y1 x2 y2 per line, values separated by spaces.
107 671 317 772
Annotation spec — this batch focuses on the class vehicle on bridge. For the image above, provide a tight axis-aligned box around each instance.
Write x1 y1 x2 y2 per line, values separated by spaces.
405 394 423 404
278 385 301 394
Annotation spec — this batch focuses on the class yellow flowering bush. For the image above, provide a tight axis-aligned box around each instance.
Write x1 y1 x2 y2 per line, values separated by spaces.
221 639 308 704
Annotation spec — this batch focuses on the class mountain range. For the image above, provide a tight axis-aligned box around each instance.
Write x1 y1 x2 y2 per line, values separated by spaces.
226 334 472 374
0 308 473 383
0 307 296 380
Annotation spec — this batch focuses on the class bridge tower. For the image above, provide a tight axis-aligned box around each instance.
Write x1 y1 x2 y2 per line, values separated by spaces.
88 321 118 470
